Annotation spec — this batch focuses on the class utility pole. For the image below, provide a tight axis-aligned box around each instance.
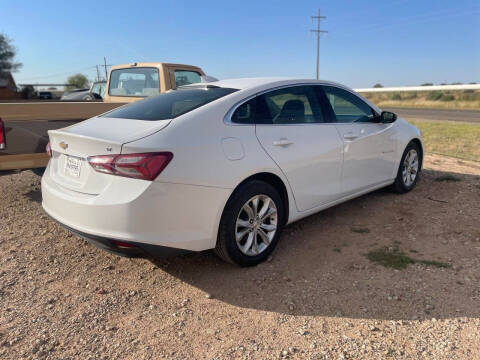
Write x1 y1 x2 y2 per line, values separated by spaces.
310 9 328 80
103 57 108 80
95 58 112 81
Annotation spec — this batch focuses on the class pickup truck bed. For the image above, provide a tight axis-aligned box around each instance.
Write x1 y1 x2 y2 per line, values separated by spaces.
0 102 124 171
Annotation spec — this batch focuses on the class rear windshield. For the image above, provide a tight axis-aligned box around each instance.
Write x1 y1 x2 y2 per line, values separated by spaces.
102 87 238 120
109 67 160 97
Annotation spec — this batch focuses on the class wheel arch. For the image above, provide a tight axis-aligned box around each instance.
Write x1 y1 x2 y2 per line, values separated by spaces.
226 172 290 225
409 137 424 170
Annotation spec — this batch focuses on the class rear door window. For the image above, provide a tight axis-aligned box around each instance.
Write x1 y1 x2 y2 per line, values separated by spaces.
231 98 256 124
256 86 324 124
109 67 160 97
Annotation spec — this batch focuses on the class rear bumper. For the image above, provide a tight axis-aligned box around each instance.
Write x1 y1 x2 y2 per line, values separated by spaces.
41 164 232 252
48 214 188 258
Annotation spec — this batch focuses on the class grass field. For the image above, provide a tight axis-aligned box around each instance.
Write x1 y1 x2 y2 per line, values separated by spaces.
361 90 480 110
409 120 480 162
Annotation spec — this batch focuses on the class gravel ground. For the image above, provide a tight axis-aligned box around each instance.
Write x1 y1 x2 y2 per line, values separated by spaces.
1 154 479 359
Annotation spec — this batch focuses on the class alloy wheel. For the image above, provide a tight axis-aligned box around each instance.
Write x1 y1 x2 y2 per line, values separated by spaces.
235 195 278 256
402 149 419 187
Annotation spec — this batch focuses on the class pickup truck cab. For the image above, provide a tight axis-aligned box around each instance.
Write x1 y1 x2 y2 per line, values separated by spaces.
104 62 205 103
0 62 205 172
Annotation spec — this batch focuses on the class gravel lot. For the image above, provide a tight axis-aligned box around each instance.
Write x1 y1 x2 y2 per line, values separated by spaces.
1 154 479 359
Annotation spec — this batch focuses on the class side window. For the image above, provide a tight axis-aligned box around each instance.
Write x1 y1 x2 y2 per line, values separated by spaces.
231 98 256 124
174 70 202 87
257 86 323 124
322 86 375 123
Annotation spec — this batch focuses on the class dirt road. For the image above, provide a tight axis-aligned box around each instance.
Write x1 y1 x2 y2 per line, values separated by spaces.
1 155 479 359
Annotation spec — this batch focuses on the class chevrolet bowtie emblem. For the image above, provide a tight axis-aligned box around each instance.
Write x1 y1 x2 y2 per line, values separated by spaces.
59 141 68 150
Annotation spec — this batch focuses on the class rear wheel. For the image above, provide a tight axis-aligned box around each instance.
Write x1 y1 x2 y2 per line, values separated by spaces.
215 180 285 266
392 142 421 193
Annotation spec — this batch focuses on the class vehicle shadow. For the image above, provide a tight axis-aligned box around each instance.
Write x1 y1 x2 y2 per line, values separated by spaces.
24 189 42 203
151 169 480 321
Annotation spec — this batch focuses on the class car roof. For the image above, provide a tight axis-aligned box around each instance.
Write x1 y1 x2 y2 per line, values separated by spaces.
187 77 381 114
189 77 352 92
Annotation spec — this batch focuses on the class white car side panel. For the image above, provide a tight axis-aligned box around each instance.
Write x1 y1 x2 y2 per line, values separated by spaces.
334 122 398 196
255 124 343 211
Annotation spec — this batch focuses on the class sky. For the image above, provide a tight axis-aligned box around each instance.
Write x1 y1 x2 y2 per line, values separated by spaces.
1 0 479 88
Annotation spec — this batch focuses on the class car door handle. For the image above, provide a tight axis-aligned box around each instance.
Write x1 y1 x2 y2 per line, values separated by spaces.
273 138 294 146
343 133 358 140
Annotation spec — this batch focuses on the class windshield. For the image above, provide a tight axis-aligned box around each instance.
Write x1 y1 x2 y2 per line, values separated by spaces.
102 87 238 120
91 82 106 98
109 67 160 97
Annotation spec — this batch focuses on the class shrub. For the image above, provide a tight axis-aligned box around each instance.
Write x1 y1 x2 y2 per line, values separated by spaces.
402 91 418 100
426 91 443 101
459 92 480 101
391 93 402 101
440 94 455 102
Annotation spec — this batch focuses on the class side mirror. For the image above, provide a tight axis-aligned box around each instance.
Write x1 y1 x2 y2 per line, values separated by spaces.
380 111 397 123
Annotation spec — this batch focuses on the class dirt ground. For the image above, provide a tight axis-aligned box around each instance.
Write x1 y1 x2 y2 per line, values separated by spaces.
1 154 479 359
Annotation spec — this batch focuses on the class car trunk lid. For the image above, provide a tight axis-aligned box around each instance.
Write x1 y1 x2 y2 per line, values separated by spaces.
47 117 171 194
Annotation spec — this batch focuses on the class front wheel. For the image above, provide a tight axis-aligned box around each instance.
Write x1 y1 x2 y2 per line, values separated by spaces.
215 180 285 266
392 142 421 193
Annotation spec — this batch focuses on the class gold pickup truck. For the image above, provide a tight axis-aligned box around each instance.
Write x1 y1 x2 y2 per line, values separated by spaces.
0 62 205 172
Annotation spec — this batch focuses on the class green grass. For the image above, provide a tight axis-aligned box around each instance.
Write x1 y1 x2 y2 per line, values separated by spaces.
367 246 451 270
409 120 480 162
367 247 415 269
351 227 370 234
434 175 461 182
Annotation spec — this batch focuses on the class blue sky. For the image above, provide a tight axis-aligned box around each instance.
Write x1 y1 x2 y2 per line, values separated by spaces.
2 0 479 88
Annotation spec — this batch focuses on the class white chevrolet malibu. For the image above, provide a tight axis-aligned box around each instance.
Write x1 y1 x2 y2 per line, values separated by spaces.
42 78 423 266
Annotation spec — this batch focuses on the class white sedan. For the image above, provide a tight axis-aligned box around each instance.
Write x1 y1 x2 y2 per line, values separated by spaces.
41 78 423 266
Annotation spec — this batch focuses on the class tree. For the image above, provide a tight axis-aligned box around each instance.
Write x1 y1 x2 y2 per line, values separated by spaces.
421 83 433 86
0 33 22 73
373 83 383 88
66 74 89 89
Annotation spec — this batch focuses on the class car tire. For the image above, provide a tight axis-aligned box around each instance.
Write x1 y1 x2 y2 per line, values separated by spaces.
215 180 285 266
83 94 94 101
391 142 421 194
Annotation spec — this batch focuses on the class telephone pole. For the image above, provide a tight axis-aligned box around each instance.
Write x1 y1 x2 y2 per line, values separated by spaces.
310 9 328 80
95 58 112 81
103 57 108 80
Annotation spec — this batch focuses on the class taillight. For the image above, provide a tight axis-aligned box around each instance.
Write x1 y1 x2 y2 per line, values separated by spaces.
46 142 52 157
87 152 173 181
0 118 6 150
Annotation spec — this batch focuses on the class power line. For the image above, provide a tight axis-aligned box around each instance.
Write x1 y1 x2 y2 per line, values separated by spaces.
310 9 328 80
